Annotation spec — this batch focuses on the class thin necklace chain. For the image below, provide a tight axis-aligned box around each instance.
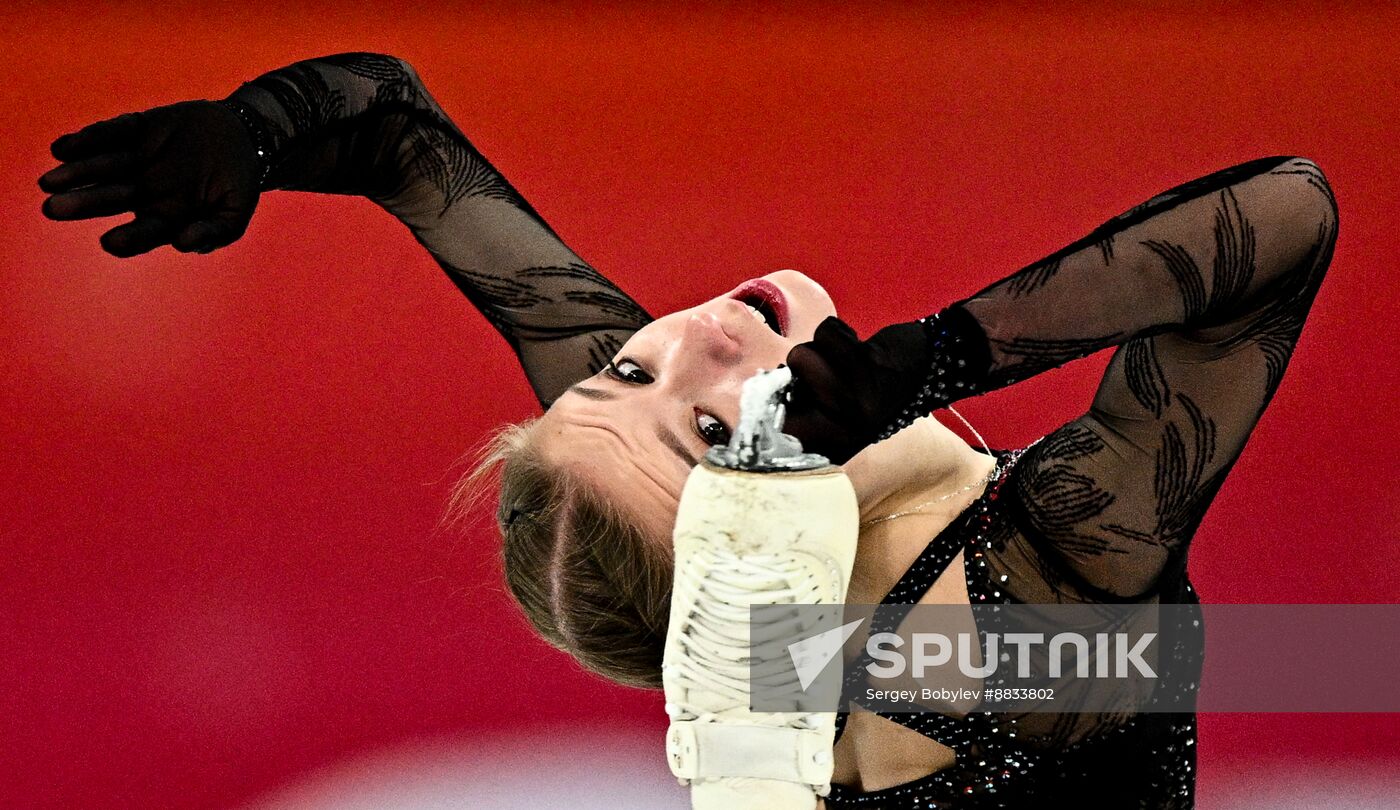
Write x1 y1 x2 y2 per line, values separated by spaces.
859 433 1042 529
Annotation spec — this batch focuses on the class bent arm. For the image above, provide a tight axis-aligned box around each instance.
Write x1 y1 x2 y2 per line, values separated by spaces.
224 52 651 407
942 157 1338 598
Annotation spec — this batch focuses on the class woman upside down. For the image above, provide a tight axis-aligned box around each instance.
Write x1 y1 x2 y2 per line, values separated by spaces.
39 52 1338 809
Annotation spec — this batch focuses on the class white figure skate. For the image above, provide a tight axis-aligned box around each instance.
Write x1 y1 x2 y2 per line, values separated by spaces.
663 368 860 810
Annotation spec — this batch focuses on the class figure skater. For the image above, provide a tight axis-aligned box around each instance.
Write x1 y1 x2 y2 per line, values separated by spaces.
39 53 1337 808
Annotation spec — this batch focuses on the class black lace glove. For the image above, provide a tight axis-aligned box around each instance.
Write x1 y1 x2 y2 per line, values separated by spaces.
39 100 262 257
782 306 992 464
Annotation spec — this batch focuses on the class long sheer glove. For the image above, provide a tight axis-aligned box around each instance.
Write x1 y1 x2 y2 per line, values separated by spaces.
782 307 989 464
218 53 652 407
39 100 262 257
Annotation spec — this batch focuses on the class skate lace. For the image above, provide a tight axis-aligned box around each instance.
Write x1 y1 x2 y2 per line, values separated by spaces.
665 543 842 729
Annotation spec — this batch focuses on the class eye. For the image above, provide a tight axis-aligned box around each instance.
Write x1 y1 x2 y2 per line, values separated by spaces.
605 358 653 385
695 410 731 446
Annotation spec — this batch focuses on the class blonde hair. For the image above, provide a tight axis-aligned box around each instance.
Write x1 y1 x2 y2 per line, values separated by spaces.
447 420 674 689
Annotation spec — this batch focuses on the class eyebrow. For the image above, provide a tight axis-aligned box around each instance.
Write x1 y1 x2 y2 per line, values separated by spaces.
568 384 618 401
565 380 699 467
655 424 700 467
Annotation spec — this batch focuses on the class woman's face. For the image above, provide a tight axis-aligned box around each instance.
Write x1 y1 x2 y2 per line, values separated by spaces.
536 269 837 538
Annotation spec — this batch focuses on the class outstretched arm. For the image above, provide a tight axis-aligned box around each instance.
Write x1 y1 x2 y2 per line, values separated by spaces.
787 157 1338 598
40 52 650 408
222 53 651 406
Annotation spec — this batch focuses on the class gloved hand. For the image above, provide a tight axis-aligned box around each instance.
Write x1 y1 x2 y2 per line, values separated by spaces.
39 100 262 257
782 308 990 464
781 316 932 465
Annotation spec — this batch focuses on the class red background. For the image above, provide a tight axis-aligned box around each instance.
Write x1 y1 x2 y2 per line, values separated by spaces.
3 2 1397 808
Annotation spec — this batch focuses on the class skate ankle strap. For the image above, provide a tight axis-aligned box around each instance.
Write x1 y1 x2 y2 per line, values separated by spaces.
666 720 832 788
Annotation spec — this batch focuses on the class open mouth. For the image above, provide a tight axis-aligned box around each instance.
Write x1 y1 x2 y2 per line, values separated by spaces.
730 279 789 336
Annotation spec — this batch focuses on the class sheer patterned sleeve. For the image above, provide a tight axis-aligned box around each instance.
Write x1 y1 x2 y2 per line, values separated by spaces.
923 157 1338 600
222 52 652 408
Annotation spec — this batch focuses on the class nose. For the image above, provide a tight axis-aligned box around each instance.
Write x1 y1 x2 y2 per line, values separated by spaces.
680 311 742 365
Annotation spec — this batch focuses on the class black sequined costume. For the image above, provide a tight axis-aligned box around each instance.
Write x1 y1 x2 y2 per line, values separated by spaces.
220 54 1338 809
823 451 1203 809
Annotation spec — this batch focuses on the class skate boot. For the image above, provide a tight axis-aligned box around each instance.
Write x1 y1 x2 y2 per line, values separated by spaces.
663 368 860 810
